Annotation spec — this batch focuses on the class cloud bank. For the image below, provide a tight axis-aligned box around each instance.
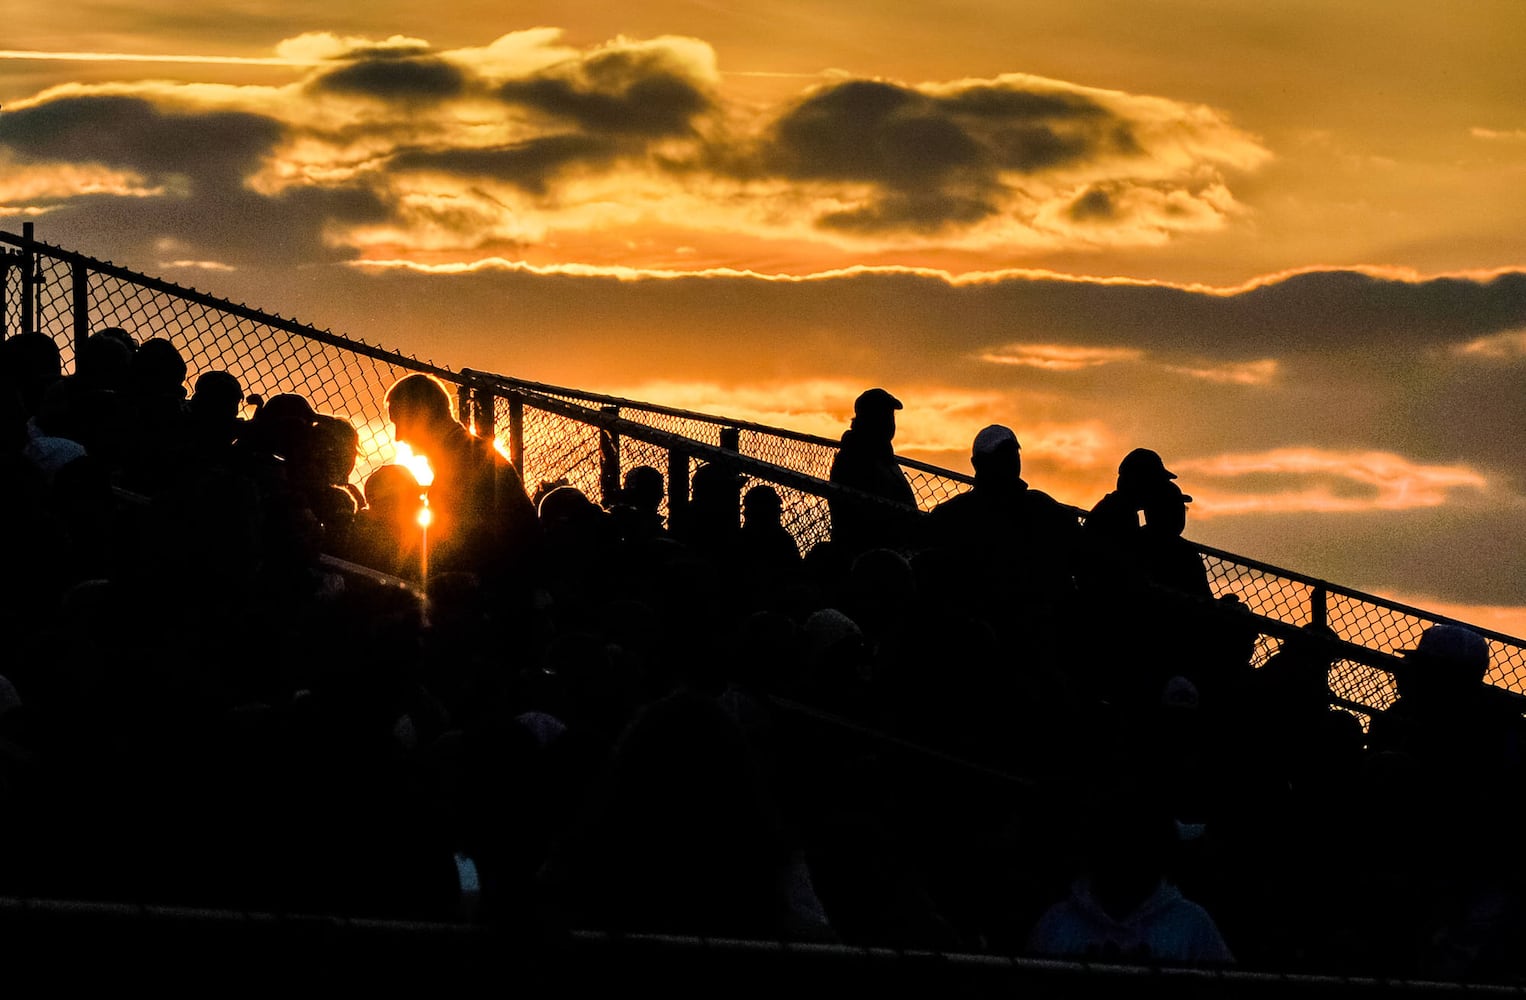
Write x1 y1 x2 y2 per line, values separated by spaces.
0 28 1270 261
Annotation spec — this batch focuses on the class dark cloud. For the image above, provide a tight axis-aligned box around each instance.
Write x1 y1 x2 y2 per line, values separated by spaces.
388 134 617 194
498 47 714 137
0 94 384 265
765 81 986 185
743 77 1169 234
0 95 282 182
1068 187 1115 221
308 55 468 103
938 86 1107 121
820 191 996 234
23 180 389 266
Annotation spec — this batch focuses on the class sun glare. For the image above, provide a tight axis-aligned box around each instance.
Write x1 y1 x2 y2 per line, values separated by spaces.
393 441 435 486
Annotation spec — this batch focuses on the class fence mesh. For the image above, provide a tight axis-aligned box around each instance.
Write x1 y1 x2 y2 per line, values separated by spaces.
5 229 1526 716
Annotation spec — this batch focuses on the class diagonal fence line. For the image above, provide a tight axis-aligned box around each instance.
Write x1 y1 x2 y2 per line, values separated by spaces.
5 226 1525 716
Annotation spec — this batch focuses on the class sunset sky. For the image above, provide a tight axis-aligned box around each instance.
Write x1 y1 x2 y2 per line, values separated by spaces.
4 2 1526 635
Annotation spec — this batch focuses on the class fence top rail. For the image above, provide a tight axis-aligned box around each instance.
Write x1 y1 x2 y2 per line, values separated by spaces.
461 368 975 484
0 230 460 382
512 386 929 521
1193 539 1526 648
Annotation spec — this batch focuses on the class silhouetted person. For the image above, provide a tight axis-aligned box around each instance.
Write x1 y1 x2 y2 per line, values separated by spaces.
606 464 667 542
385 373 537 583
1137 482 1212 600
1368 624 1524 781
828 388 916 556
120 337 191 494
537 484 620 624
922 424 1082 638
348 463 424 579
739 485 799 565
76 331 134 394
1083 448 1181 594
189 370 244 424
734 484 803 606
299 413 364 551
1 331 62 427
672 460 742 561
1025 778 1235 967
1363 624 1526 980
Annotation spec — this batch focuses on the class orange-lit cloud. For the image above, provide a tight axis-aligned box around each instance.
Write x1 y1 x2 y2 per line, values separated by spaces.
1456 328 1526 359
0 28 1272 266
1163 359 1279 385
1470 127 1526 142
1179 449 1488 516
0 158 162 204
977 344 1142 370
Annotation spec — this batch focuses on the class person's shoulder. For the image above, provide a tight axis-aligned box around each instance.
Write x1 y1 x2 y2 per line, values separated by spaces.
928 488 977 520
1021 484 1076 515
1089 490 1126 517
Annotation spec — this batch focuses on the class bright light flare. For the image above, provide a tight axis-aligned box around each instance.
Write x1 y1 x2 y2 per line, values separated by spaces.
416 505 433 529
393 441 435 486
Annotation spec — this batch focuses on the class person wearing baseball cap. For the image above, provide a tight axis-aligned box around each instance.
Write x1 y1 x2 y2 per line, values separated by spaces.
921 423 1083 632
827 387 917 556
1081 447 1184 592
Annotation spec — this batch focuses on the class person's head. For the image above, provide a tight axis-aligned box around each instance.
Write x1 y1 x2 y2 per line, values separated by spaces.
311 413 361 484
1396 623 1491 701
95 326 138 355
538 485 604 544
190 370 244 422
623 465 665 512
1141 481 1192 537
364 463 423 524
1118 448 1177 495
385 373 455 449
851 387 902 441
743 484 783 526
131 337 188 398
692 462 742 508
970 424 1020 483
77 331 134 391
250 392 316 459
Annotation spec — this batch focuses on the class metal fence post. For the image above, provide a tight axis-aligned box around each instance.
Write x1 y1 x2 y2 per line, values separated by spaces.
1310 584 1328 631
457 381 473 433
508 391 525 480
0 251 11 338
668 448 690 528
72 260 90 365
475 387 498 442
599 405 620 507
21 221 36 336
720 426 740 454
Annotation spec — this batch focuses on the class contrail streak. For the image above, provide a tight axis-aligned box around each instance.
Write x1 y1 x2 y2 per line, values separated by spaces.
0 49 316 66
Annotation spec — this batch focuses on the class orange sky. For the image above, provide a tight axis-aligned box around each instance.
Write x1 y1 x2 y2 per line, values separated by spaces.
4 3 1526 635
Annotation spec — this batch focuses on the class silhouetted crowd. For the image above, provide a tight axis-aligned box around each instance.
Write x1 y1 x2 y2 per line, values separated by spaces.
4 335 1526 983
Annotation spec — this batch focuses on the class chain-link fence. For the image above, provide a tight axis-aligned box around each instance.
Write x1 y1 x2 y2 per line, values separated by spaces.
5 226 1525 716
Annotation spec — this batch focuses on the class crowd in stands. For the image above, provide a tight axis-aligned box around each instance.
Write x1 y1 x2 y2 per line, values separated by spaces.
5 334 1526 983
